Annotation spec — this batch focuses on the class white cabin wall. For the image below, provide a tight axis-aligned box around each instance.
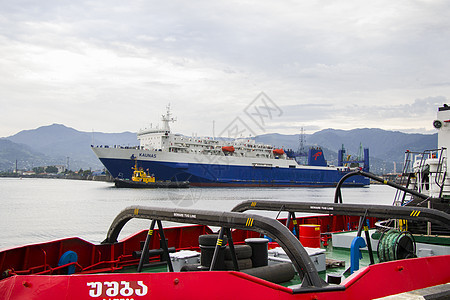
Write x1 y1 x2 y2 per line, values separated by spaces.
436 107 450 153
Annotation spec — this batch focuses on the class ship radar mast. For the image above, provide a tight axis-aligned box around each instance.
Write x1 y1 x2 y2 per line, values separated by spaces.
298 127 306 156
161 104 176 132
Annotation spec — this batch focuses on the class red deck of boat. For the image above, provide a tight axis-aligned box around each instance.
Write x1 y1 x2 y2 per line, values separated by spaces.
0 214 448 299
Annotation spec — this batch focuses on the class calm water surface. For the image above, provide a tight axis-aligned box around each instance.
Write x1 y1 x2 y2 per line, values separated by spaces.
0 178 396 249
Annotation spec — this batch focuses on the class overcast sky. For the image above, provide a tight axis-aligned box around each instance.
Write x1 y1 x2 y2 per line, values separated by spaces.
1 0 449 138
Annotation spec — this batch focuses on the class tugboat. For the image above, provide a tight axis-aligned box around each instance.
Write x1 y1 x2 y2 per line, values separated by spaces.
114 160 189 188
0 200 448 299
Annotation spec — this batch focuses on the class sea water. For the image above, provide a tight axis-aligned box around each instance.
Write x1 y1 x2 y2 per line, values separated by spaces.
0 177 395 249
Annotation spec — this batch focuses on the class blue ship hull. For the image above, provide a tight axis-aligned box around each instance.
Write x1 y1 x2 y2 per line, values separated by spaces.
100 158 370 187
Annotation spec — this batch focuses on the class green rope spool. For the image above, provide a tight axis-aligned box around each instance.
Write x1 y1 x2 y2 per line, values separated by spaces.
377 229 416 262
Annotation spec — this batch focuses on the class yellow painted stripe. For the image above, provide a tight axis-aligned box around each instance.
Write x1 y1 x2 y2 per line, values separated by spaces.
217 239 223 246
251 202 257 207
148 229 153 236
292 220 297 225
246 218 254 227
134 208 139 215
410 210 421 217
383 180 388 184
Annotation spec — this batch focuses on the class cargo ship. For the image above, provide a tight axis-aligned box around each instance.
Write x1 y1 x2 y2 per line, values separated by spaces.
91 106 370 187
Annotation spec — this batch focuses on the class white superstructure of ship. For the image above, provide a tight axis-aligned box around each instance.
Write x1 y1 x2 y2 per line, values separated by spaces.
393 104 450 206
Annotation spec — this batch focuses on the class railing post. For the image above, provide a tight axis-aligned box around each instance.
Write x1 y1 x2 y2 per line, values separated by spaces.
137 220 156 272
209 227 226 271
157 220 174 272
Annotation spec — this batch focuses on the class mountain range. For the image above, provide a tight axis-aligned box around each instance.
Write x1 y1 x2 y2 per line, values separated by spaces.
0 124 437 174
1 124 138 172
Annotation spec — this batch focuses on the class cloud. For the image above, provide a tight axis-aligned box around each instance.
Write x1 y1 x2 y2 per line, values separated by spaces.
0 1 450 137
279 96 448 134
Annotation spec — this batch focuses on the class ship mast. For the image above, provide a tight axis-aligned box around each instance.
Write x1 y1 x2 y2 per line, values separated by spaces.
298 127 306 156
161 104 176 132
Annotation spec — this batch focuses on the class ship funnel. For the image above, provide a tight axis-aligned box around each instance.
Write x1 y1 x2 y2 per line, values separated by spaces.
308 148 327 167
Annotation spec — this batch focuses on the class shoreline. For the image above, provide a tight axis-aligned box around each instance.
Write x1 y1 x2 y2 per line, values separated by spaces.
0 173 113 182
